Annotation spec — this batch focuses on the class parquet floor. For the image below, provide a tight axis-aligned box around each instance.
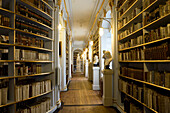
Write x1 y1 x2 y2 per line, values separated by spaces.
57 73 118 113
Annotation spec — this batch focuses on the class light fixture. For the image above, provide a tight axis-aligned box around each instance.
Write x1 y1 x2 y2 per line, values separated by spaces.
58 24 62 30
99 27 104 36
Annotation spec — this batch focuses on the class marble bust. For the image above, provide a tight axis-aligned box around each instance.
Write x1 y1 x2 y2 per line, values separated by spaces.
93 55 99 66
102 51 112 69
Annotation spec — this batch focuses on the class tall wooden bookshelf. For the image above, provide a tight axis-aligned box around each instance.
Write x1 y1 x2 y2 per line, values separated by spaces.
66 31 69 84
93 29 99 61
0 0 55 112
117 0 170 112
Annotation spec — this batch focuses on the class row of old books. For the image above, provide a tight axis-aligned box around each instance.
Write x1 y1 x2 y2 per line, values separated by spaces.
118 7 141 29
119 48 144 60
121 67 144 81
118 0 136 19
15 19 49 37
16 34 44 48
119 79 144 102
15 63 42 76
124 98 143 113
144 87 170 113
144 42 170 60
15 49 50 61
0 80 8 105
119 35 143 49
0 63 8 76
0 14 10 27
143 0 170 26
0 106 9 113
143 0 156 9
118 22 142 40
22 0 50 15
119 79 170 113
117 0 126 9
15 79 51 101
16 3 52 27
145 71 170 88
144 23 170 43
17 97 51 113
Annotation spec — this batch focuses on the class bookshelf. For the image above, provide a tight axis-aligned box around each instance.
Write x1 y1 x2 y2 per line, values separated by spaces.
66 31 69 84
0 0 55 112
117 0 170 112
93 29 99 60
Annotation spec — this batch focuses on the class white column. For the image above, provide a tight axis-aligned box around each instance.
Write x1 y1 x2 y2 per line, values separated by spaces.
68 40 72 80
102 69 113 106
54 5 61 108
85 60 88 77
93 67 100 90
59 20 67 91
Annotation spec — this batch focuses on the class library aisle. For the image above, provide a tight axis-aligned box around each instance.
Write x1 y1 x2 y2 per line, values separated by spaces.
57 73 118 113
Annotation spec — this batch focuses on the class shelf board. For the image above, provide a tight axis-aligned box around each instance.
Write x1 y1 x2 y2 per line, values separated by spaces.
18 0 53 20
0 7 14 14
118 0 142 20
119 43 144 51
119 75 170 91
16 90 52 103
0 25 14 30
16 13 53 30
0 100 15 108
0 60 14 62
118 27 143 42
120 90 158 113
143 13 170 30
117 0 128 12
14 44 52 52
15 60 53 63
0 76 15 80
15 72 54 78
119 60 170 63
15 29 53 41
41 0 53 10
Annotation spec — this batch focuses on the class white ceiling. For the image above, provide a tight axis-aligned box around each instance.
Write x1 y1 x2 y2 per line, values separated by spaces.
71 0 100 48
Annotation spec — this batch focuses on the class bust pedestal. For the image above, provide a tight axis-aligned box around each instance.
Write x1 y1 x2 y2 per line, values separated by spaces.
85 60 88 78
92 67 100 90
102 69 113 106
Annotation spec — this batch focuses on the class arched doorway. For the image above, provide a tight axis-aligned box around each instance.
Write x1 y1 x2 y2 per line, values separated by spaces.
73 49 83 73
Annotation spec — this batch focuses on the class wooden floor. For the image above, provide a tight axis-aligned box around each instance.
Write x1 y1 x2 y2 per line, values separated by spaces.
57 73 118 113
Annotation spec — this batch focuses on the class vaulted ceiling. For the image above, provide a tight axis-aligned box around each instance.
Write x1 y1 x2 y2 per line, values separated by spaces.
70 0 102 48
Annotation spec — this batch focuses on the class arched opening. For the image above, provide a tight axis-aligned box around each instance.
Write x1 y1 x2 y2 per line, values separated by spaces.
100 10 112 77
73 49 83 73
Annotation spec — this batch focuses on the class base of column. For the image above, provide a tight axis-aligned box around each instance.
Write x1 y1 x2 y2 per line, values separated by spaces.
102 96 113 106
93 84 100 90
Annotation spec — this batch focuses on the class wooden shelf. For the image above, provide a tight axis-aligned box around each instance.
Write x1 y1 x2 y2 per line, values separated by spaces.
119 37 170 51
16 13 53 30
118 0 141 20
15 44 52 52
15 60 53 63
118 27 143 42
0 100 15 108
120 90 158 113
0 60 14 62
0 76 15 80
18 0 53 20
119 60 170 63
117 0 128 11
0 7 14 14
0 25 14 30
16 90 52 103
15 29 53 41
15 72 54 78
41 0 53 10
119 75 170 91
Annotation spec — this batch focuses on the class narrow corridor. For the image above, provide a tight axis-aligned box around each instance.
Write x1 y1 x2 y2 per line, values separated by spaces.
57 73 118 113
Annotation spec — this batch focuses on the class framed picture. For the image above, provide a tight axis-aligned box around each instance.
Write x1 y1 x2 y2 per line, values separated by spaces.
59 41 62 57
